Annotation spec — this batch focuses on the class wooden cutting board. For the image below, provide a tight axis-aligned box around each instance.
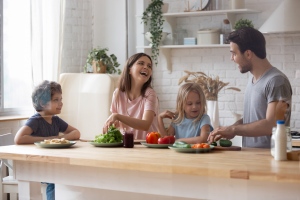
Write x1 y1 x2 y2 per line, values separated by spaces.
213 146 242 151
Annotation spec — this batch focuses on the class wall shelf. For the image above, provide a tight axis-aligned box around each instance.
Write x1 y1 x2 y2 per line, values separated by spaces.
162 9 260 17
136 45 230 73
137 44 230 49
137 9 260 73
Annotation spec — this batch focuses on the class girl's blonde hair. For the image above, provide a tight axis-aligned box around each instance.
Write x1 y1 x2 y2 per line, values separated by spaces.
173 82 207 124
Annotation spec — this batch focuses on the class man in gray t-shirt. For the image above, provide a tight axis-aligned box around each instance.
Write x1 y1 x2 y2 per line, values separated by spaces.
208 27 292 148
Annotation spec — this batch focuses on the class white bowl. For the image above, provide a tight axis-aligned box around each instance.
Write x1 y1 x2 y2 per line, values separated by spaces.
145 32 168 44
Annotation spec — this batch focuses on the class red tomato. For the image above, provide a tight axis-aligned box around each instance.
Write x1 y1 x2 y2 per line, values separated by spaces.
146 132 160 144
158 135 175 144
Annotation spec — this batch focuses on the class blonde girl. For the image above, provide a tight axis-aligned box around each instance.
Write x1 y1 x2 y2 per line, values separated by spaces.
158 82 213 144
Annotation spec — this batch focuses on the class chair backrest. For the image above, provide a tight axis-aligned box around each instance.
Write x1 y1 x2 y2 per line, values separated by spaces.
0 133 18 200
0 133 14 146
58 73 119 140
0 133 15 172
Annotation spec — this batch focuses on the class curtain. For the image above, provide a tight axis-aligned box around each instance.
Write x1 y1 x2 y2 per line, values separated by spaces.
30 0 65 85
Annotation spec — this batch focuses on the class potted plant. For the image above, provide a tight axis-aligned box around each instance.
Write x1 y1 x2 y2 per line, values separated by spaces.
234 18 254 30
141 0 165 66
84 47 121 74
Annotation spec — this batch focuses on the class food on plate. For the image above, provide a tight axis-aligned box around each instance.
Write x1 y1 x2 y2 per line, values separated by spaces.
219 139 232 147
41 138 70 144
211 141 217 146
146 132 161 144
158 135 175 144
173 141 191 148
93 125 123 143
191 143 210 149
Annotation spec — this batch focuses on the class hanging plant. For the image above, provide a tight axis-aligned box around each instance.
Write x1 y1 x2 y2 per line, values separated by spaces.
141 0 165 66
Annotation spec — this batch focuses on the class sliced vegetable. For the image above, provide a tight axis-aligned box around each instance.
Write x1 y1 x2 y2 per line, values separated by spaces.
173 141 191 148
191 143 210 149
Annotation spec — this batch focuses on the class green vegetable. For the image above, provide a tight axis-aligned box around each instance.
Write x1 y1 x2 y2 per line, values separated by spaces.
93 125 123 143
219 139 232 147
211 142 217 146
173 141 191 148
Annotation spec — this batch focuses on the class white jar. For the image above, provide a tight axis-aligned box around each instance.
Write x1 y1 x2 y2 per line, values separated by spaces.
274 120 287 161
197 29 220 45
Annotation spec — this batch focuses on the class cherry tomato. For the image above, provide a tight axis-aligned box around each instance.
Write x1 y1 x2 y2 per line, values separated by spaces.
146 132 160 144
158 135 175 144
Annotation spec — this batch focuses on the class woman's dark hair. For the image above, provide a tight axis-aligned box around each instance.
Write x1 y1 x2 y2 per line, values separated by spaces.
118 53 153 97
32 80 62 111
227 27 266 59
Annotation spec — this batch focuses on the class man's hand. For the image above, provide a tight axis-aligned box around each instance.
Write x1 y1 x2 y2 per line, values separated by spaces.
208 126 235 143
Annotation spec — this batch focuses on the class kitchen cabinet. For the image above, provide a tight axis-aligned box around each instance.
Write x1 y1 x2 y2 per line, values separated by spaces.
137 9 260 72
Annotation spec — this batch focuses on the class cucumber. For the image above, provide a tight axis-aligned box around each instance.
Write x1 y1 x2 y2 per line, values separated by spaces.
211 141 217 146
219 139 232 147
173 141 191 148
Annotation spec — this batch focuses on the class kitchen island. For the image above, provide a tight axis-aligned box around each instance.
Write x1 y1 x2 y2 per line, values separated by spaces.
0 141 299 200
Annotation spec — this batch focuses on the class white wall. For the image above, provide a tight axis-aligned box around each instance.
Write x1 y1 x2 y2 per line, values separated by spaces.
143 0 300 132
92 0 127 66
58 0 300 133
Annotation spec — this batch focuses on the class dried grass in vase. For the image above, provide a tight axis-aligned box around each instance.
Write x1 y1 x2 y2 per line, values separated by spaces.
178 70 241 101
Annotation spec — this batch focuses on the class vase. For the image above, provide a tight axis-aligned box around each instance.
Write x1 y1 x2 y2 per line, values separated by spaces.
162 3 169 13
231 0 244 9
92 60 106 73
207 100 220 129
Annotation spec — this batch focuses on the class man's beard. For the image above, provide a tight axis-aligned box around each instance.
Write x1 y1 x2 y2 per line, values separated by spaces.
239 62 252 74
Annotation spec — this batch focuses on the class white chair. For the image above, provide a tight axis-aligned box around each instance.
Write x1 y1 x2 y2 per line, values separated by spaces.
58 73 119 140
0 133 18 200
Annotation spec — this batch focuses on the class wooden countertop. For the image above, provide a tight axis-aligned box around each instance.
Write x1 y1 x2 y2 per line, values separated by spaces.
0 141 299 183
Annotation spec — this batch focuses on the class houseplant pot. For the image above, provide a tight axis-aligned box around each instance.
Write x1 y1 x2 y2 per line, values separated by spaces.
84 47 121 74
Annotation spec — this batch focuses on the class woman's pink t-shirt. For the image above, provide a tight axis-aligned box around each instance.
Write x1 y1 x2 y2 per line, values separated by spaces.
110 87 159 139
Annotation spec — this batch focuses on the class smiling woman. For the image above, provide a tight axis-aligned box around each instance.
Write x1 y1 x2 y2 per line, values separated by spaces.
1 0 64 116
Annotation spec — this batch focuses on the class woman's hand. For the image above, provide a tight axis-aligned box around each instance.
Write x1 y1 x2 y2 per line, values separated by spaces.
103 113 119 133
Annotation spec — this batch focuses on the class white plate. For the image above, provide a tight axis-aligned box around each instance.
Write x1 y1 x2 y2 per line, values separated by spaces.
90 142 123 147
141 142 172 148
34 141 76 148
168 145 214 153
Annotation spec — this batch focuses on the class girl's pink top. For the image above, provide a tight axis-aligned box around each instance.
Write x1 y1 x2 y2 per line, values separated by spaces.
110 87 159 139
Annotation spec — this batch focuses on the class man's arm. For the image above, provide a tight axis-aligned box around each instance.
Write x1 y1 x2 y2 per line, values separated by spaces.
234 101 284 137
209 101 278 142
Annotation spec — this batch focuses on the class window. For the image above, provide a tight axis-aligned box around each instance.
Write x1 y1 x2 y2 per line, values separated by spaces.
1 0 33 116
1 0 62 116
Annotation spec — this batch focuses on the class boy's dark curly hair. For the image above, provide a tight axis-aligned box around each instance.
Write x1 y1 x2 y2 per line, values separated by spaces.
32 80 62 112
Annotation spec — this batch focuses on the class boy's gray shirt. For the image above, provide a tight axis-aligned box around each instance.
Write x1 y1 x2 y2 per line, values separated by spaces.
242 67 292 148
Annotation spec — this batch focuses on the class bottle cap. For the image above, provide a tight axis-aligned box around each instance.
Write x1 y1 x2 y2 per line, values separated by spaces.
276 120 285 124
